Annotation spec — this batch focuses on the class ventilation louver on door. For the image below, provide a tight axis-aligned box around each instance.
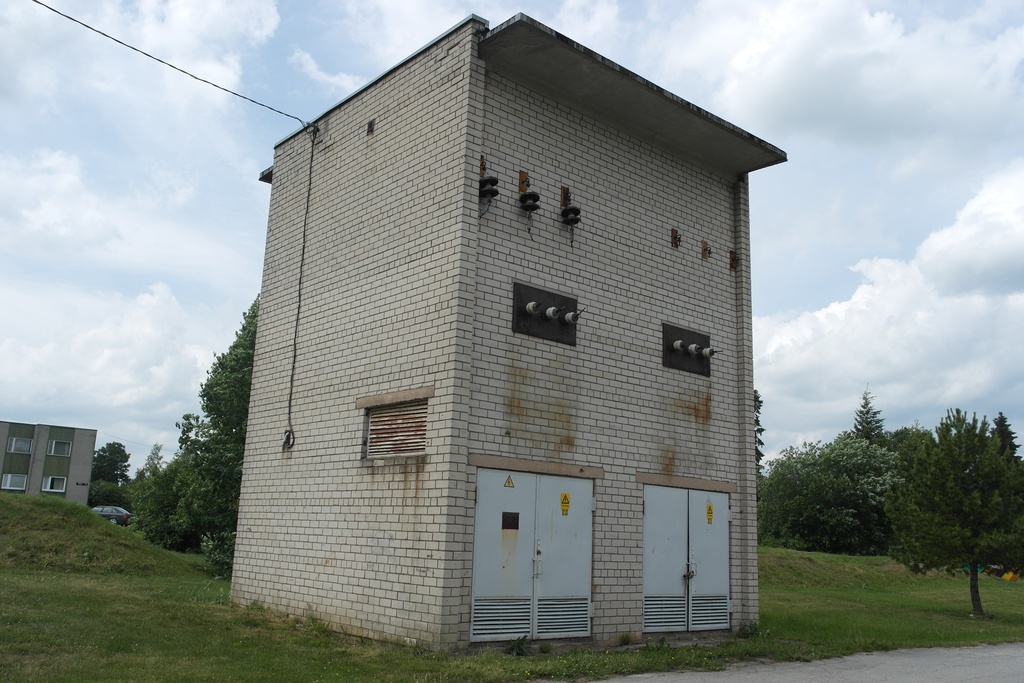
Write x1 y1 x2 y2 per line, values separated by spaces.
689 595 729 630
471 598 532 640
643 596 687 632
366 400 428 457
536 597 590 638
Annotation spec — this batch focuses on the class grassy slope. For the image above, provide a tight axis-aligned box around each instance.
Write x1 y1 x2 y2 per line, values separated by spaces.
0 494 202 575
756 546 1024 657
1 495 1022 682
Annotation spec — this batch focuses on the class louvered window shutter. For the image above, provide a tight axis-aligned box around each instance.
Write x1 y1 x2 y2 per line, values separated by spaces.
366 401 428 457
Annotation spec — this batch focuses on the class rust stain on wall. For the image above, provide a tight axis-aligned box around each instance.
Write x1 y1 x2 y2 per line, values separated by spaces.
505 363 577 454
400 456 425 493
661 447 677 476
676 383 713 428
554 398 575 453
507 365 529 418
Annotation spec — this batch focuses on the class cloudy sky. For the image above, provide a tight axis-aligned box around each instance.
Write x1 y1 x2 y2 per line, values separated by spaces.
3 0 1022 473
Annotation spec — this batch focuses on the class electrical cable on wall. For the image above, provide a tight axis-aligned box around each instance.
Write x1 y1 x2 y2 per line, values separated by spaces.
282 123 320 450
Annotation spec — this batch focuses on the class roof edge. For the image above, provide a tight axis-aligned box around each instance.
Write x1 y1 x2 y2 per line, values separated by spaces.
480 14 786 174
272 14 489 149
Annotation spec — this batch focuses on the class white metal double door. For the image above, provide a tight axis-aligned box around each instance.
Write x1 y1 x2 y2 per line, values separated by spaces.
470 468 592 641
643 485 730 632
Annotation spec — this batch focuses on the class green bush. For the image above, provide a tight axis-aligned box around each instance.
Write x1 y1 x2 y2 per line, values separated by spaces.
200 530 236 578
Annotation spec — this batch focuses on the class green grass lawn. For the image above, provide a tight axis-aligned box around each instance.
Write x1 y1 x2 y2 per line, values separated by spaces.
2 496 1023 682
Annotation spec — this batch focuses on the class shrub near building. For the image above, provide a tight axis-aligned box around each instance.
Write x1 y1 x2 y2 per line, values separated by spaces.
759 435 901 556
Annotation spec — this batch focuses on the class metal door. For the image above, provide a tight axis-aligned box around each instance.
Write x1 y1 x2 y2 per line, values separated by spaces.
470 469 592 641
643 485 730 632
688 490 730 629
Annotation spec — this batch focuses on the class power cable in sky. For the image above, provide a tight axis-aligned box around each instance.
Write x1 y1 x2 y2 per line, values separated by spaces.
30 0 312 129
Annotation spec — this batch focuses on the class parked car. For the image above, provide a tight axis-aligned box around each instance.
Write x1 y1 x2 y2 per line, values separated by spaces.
92 506 133 526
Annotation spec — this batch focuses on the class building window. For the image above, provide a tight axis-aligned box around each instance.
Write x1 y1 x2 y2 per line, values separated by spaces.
42 476 67 493
2 473 27 491
6 437 32 454
47 440 72 457
365 400 428 458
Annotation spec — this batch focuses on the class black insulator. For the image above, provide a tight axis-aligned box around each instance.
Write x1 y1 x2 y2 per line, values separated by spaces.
479 173 499 198
561 205 581 225
519 189 540 212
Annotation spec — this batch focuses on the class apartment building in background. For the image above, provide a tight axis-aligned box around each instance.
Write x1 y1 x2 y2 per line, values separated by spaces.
1 421 96 505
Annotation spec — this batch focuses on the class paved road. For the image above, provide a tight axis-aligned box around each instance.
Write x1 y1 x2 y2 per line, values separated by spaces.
601 643 1024 683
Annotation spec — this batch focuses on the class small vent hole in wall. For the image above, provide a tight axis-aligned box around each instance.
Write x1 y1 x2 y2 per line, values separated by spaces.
366 119 375 135
502 512 520 530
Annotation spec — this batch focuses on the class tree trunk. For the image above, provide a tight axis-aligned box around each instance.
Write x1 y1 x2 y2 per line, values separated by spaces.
969 562 986 618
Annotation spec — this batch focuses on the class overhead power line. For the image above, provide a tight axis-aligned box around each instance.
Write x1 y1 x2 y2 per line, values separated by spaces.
30 0 311 129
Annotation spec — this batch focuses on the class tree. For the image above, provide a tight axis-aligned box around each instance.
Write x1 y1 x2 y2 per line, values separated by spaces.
887 409 1024 618
87 480 131 508
852 389 885 444
134 444 164 481
759 435 901 555
92 442 131 485
131 299 257 574
991 412 1019 459
130 454 199 551
754 389 765 467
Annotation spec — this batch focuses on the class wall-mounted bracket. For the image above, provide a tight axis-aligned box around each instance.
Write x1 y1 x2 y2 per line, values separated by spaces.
662 323 712 376
513 282 578 346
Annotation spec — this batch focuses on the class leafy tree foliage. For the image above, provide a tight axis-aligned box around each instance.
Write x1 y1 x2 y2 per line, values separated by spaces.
87 480 131 508
759 435 901 555
130 454 199 551
134 444 164 481
852 389 885 444
92 442 130 485
754 389 765 467
991 412 1019 459
887 409 1024 617
879 423 931 458
131 299 257 573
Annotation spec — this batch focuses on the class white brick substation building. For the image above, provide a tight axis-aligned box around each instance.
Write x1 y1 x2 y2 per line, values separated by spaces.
232 13 786 650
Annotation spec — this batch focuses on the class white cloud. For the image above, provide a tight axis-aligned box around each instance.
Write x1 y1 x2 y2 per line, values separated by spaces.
0 281 227 468
7 1 278 116
334 0 471 67
755 157 1024 457
551 0 625 55
0 150 258 296
288 49 364 97
916 160 1024 296
639 0 1024 149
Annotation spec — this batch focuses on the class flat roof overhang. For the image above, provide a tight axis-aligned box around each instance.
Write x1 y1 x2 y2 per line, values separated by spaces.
479 14 786 180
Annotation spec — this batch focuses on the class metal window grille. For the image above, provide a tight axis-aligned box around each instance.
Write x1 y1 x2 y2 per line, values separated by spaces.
366 400 428 457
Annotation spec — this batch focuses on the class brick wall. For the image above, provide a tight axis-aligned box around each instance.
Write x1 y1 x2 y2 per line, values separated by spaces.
462 69 759 641
233 19 485 649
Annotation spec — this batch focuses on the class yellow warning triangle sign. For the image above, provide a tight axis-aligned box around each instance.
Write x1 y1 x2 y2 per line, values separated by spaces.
504 475 514 488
